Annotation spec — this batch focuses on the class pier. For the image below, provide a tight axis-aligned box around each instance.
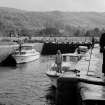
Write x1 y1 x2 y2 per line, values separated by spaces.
56 44 105 105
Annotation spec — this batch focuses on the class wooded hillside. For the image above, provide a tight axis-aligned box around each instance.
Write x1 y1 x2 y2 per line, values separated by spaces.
0 7 105 37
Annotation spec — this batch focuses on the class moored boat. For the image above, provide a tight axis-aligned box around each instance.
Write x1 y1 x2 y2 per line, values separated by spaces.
12 43 40 63
46 53 82 88
76 45 88 54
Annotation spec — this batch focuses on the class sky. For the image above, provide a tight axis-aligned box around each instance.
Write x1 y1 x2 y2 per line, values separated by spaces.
0 0 105 12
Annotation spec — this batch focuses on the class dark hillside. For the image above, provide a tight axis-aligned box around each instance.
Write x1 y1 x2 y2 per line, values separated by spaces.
0 7 105 36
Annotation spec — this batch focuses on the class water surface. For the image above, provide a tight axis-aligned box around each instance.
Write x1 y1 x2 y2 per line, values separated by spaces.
0 56 55 105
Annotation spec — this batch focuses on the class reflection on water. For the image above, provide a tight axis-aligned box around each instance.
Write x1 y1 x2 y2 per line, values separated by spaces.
0 56 56 105
45 86 56 105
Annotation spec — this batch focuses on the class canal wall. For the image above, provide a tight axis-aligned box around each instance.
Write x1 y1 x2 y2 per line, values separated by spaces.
0 41 18 66
0 54 16 66
32 43 44 53
29 36 96 55
41 42 92 55
30 36 99 43
0 45 18 66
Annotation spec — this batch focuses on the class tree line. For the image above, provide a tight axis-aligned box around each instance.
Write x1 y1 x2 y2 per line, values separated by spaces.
0 25 105 37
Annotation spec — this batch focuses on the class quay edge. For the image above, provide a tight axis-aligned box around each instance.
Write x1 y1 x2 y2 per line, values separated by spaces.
0 44 18 66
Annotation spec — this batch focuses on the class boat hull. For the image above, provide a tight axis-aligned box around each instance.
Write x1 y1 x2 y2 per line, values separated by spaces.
47 72 105 88
13 53 40 63
46 71 60 88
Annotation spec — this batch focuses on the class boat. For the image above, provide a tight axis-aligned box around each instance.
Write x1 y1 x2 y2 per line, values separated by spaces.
12 43 40 63
46 44 105 88
46 53 82 87
76 45 88 54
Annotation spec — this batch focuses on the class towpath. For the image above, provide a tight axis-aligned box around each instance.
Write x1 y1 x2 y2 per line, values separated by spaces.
76 44 103 78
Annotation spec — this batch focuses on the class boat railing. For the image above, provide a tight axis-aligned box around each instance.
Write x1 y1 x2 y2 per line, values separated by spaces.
50 63 80 74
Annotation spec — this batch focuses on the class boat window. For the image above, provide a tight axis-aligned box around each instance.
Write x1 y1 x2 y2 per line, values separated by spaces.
33 50 35 53
51 66 70 72
14 52 19 55
63 56 79 62
62 66 70 72
51 66 57 71
21 52 26 54
63 56 66 62
22 46 32 50
70 56 79 62
78 46 88 52
67 56 70 62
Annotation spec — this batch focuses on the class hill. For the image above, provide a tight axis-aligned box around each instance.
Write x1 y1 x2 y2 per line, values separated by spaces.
0 7 105 36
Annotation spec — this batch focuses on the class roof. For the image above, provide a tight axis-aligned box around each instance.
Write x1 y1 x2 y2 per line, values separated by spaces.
20 43 35 47
78 46 88 49
62 53 82 57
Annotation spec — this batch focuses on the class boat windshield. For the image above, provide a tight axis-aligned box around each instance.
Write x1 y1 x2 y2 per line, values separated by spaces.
14 51 26 55
22 46 33 50
78 46 88 52
21 52 26 54
63 55 79 62
51 66 70 72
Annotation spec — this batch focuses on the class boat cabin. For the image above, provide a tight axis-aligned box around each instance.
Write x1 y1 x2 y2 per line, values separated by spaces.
14 43 36 55
77 46 88 54
50 53 82 72
62 53 82 63
19 43 35 50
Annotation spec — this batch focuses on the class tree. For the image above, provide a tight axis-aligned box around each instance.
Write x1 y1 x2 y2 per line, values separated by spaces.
74 29 81 37
85 30 91 36
39 27 60 36
93 28 100 36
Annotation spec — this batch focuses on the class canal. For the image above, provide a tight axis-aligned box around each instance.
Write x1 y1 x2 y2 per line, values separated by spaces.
0 56 56 105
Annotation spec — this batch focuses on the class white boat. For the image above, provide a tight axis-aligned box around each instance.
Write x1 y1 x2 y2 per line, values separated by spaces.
46 53 82 88
76 46 88 54
12 43 40 63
